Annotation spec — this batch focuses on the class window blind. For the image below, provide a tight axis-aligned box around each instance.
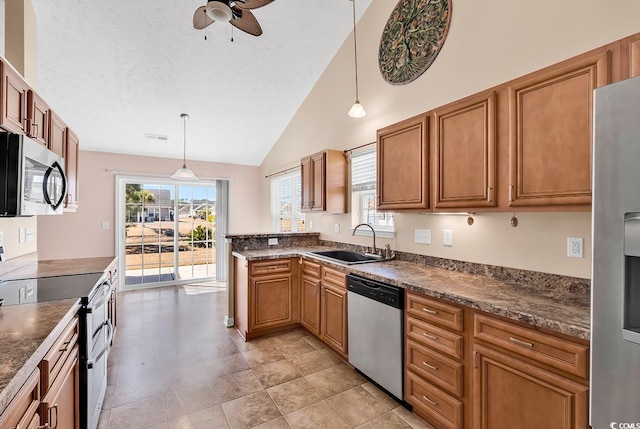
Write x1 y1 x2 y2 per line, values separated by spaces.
351 150 376 192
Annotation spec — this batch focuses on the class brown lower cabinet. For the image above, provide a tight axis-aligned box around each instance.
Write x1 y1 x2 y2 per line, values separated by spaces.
234 257 300 340
0 368 41 429
473 344 588 429
0 315 80 429
320 279 348 357
405 290 589 429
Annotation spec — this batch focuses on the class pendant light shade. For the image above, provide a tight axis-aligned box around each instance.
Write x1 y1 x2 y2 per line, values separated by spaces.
171 113 199 181
348 0 366 118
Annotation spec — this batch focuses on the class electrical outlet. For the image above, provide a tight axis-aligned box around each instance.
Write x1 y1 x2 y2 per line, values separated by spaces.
443 229 453 246
18 228 25 244
0 230 3 246
567 237 583 258
334 224 340 234
415 229 431 244
308 220 313 230
25 228 33 242
268 238 278 246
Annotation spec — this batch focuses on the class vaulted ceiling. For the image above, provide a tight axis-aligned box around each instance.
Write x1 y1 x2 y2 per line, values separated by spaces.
31 0 371 166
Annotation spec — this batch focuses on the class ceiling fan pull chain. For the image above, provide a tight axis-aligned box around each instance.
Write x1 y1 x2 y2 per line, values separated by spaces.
231 25 234 42
204 9 208 40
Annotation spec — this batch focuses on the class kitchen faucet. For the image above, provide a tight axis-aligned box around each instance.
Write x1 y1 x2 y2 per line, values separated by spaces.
353 223 377 255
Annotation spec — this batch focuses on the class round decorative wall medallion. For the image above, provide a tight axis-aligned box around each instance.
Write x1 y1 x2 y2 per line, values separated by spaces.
379 0 452 85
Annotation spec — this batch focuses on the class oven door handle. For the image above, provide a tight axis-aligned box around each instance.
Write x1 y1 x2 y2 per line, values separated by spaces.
87 319 113 369
85 281 112 314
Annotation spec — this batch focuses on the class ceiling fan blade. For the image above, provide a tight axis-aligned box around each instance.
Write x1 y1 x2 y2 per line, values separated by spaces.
193 5 214 30
230 9 263 36
234 0 275 10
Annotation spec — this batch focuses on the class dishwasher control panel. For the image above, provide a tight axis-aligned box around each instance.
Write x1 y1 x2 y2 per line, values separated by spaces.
346 274 403 309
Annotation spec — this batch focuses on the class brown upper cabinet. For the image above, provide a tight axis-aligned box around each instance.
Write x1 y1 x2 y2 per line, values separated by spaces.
1 61 29 134
377 114 429 210
27 90 50 147
434 91 496 209
621 33 640 79
49 110 67 159
65 128 80 211
507 48 612 207
300 149 347 213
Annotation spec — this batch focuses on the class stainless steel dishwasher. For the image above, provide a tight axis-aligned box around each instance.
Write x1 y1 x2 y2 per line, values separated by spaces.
347 273 404 402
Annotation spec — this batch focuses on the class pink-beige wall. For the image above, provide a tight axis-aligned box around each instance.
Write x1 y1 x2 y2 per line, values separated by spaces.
37 150 261 260
258 0 640 279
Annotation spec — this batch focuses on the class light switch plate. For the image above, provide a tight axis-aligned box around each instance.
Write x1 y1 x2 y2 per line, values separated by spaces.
268 238 278 246
25 228 34 242
415 229 431 244
102 221 110 230
443 229 453 246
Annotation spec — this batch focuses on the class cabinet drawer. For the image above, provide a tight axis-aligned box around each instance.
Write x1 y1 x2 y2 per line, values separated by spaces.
321 266 346 289
301 259 321 278
407 316 463 360
474 313 588 378
406 340 463 397
250 259 292 276
407 293 463 332
40 316 79 394
406 372 463 429
0 368 40 429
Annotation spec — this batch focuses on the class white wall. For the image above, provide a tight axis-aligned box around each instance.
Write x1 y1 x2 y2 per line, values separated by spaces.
259 0 640 279
37 150 262 260
0 216 37 260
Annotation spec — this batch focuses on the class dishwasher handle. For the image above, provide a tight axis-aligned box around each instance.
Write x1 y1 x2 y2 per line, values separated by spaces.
347 274 403 309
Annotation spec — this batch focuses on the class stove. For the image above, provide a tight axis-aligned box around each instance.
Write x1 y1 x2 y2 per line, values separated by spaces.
0 273 103 306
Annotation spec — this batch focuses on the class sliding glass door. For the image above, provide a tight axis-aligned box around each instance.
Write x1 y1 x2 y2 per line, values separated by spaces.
118 178 227 290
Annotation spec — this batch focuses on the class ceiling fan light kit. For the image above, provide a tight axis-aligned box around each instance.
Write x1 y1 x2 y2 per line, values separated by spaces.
205 2 233 22
171 113 199 181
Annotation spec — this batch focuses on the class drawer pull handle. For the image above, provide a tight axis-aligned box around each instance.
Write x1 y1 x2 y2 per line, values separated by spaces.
59 340 72 352
422 307 437 314
422 361 437 370
509 336 534 348
422 395 438 406
422 332 438 340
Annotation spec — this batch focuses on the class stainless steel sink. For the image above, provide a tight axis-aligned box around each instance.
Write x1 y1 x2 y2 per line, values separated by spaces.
306 250 387 265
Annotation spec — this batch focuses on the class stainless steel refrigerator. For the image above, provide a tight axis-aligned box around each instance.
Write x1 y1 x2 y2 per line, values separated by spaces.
592 75 640 428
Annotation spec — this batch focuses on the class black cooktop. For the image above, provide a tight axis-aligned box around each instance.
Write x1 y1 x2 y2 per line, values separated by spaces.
0 273 104 307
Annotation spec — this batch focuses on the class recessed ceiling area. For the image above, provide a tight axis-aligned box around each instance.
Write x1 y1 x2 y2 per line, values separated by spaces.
31 0 372 166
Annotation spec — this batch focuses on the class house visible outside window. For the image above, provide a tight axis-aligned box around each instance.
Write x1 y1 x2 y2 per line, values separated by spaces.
351 149 394 237
271 170 305 233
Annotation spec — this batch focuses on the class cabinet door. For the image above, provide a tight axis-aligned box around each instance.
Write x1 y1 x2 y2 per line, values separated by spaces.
41 347 80 429
508 49 611 207
377 114 429 210
26 90 50 147
473 344 588 429
64 128 79 211
250 274 293 331
1 61 28 134
301 156 312 210
321 284 348 356
310 152 325 211
622 33 640 79
434 92 496 209
49 110 66 158
300 274 321 335
0 368 40 429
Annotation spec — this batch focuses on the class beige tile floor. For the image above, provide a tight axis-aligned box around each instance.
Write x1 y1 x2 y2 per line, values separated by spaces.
98 283 433 429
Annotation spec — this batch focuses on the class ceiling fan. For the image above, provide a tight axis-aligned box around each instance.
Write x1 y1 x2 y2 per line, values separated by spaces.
193 0 275 37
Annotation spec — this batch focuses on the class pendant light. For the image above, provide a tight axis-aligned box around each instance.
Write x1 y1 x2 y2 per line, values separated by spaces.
348 0 366 118
171 113 199 181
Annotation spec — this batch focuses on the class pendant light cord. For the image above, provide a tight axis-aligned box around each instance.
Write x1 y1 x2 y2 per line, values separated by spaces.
352 0 360 103
182 113 188 168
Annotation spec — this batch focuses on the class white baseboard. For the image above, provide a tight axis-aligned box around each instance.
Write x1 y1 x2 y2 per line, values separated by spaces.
223 316 234 328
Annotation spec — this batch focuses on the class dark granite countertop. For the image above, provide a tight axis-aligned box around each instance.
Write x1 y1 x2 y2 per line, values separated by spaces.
0 256 116 415
233 248 590 341
0 299 80 415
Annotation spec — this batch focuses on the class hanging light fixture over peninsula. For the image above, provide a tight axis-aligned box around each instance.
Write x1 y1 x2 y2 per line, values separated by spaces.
170 113 199 181
348 0 366 118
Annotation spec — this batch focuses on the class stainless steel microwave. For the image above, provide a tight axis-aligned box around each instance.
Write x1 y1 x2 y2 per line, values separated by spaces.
0 133 67 216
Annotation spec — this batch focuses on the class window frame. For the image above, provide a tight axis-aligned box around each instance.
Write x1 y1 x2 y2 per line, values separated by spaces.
270 169 305 233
